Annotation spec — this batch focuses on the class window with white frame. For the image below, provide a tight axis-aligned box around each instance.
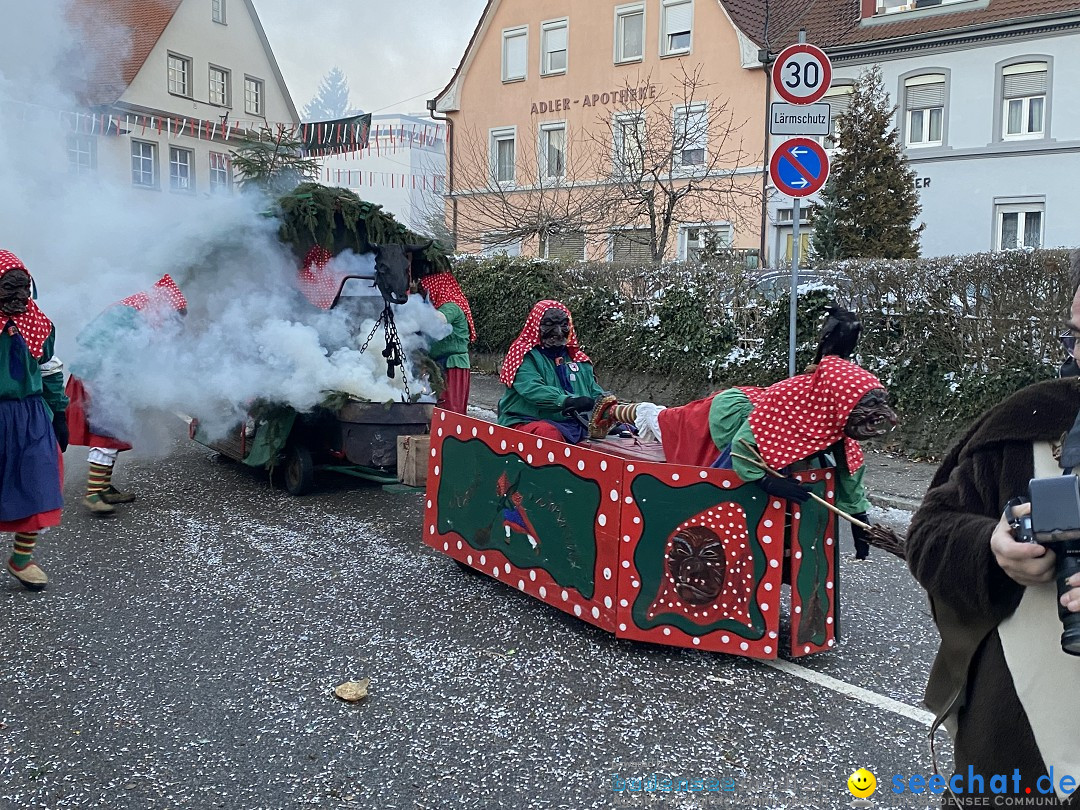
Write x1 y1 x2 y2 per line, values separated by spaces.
674 103 706 167
1002 62 1047 139
905 74 945 147
209 151 230 192
611 228 654 264
168 53 191 96
169 147 194 192
541 19 568 76
67 135 95 176
996 202 1044 250
490 127 516 184
661 0 692 56
540 123 566 180
502 26 527 82
212 0 226 23
680 223 732 263
209 66 229 106
245 76 264 115
542 230 586 261
131 140 157 187
823 85 853 150
615 4 644 63
614 112 645 175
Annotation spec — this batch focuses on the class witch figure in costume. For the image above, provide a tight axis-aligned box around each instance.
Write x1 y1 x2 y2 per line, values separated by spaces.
0 250 68 590
66 275 187 516
497 300 610 444
604 356 899 559
418 271 475 414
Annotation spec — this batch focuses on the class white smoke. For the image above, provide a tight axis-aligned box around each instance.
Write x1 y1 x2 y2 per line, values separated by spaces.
0 1 451 451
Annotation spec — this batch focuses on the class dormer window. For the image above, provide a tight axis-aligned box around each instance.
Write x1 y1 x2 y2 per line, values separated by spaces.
865 0 980 18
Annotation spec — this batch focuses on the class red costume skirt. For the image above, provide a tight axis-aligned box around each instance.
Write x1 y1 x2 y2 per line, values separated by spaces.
438 368 471 415
65 376 132 450
657 394 720 467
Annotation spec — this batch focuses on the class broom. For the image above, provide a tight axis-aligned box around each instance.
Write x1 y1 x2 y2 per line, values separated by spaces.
732 439 907 559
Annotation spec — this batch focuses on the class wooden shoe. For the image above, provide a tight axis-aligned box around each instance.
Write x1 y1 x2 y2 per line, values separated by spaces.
7 559 48 590
100 485 136 505
82 493 116 516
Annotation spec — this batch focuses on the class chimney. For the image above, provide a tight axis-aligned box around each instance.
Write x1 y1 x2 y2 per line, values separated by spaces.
860 0 878 17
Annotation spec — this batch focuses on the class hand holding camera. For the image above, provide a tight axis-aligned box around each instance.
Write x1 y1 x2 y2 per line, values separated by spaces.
994 501 1055 587
1003 477 1080 656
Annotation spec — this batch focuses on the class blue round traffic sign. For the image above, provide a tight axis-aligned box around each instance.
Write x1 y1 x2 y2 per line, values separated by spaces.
769 137 830 198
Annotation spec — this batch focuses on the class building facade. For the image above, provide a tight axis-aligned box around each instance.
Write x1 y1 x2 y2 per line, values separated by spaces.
317 113 447 233
719 0 1080 263
433 0 768 264
438 0 1080 266
69 0 298 197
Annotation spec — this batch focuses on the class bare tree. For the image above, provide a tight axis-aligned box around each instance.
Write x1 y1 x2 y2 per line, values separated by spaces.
449 118 613 255
586 64 762 264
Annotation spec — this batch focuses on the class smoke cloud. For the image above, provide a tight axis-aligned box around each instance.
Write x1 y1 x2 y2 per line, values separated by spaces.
0 1 450 452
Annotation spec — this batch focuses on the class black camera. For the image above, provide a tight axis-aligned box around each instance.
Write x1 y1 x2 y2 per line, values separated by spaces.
1005 475 1080 656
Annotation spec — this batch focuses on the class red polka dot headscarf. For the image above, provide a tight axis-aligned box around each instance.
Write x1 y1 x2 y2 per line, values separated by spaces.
420 271 476 342
297 246 343 310
119 274 187 313
499 299 590 386
646 504 755 628
747 355 886 472
0 249 53 358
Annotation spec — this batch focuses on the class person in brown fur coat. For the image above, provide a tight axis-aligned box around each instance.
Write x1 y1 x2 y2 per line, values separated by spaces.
907 253 1080 807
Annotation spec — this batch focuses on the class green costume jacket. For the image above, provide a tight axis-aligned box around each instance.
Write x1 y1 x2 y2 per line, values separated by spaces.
428 302 470 370
498 348 605 427
0 325 67 418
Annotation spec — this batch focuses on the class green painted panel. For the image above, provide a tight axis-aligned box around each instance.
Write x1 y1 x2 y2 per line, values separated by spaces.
629 475 773 639
792 490 834 649
437 437 602 598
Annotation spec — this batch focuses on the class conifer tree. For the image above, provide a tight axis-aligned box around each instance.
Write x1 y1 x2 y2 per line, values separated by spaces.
302 67 353 122
230 124 320 195
811 65 923 260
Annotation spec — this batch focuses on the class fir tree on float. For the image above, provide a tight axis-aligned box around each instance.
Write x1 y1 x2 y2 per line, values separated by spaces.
811 65 923 261
230 124 320 195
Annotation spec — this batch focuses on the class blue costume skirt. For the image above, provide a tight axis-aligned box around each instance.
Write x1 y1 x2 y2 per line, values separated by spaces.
0 396 63 524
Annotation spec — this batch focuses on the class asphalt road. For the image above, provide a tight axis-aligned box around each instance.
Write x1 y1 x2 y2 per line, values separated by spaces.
0 427 946 810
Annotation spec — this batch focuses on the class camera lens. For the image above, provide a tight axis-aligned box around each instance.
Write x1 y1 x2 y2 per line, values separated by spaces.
1061 623 1080 656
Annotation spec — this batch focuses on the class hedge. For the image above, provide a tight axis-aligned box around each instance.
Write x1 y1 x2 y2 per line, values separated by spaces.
452 250 1074 459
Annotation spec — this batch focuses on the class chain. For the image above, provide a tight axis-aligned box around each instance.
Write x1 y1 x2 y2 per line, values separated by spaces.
355 302 410 401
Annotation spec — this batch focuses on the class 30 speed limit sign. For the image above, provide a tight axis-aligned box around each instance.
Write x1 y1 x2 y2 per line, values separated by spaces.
771 43 832 105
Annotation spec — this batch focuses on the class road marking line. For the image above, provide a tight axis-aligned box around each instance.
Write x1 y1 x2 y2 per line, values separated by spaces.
762 658 935 726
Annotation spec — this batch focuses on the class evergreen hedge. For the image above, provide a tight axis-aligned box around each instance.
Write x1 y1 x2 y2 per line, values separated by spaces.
453 249 1074 458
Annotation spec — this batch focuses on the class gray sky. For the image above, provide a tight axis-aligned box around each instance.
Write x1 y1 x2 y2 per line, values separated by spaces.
252 0 488 117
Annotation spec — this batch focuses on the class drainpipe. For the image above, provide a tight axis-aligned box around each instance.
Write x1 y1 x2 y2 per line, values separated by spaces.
426 98 457 247
759 49 773 269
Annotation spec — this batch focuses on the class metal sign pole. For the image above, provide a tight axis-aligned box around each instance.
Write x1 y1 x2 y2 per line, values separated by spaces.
787 29 806 378
789 197 800 377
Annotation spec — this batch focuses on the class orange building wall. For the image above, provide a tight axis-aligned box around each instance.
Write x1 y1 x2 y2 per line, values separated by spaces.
443 0 768 260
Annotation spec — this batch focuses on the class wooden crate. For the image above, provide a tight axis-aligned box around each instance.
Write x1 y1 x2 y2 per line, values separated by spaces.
396 434 431 487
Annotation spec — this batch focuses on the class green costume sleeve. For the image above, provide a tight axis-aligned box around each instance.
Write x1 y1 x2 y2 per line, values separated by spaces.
428 302 471 369
730 425 765 483
835 457 871 514
38 330 68 417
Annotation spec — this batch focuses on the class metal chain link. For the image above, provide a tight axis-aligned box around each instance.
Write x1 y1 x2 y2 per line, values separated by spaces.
355 302 411 401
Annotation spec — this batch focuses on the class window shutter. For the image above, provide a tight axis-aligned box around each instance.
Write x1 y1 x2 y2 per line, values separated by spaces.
545 231 586 261
1003 65 1047 98
612 229 653 264
545 25 567 54
664 1 692 35
505 34 526 79
906 81 945 109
